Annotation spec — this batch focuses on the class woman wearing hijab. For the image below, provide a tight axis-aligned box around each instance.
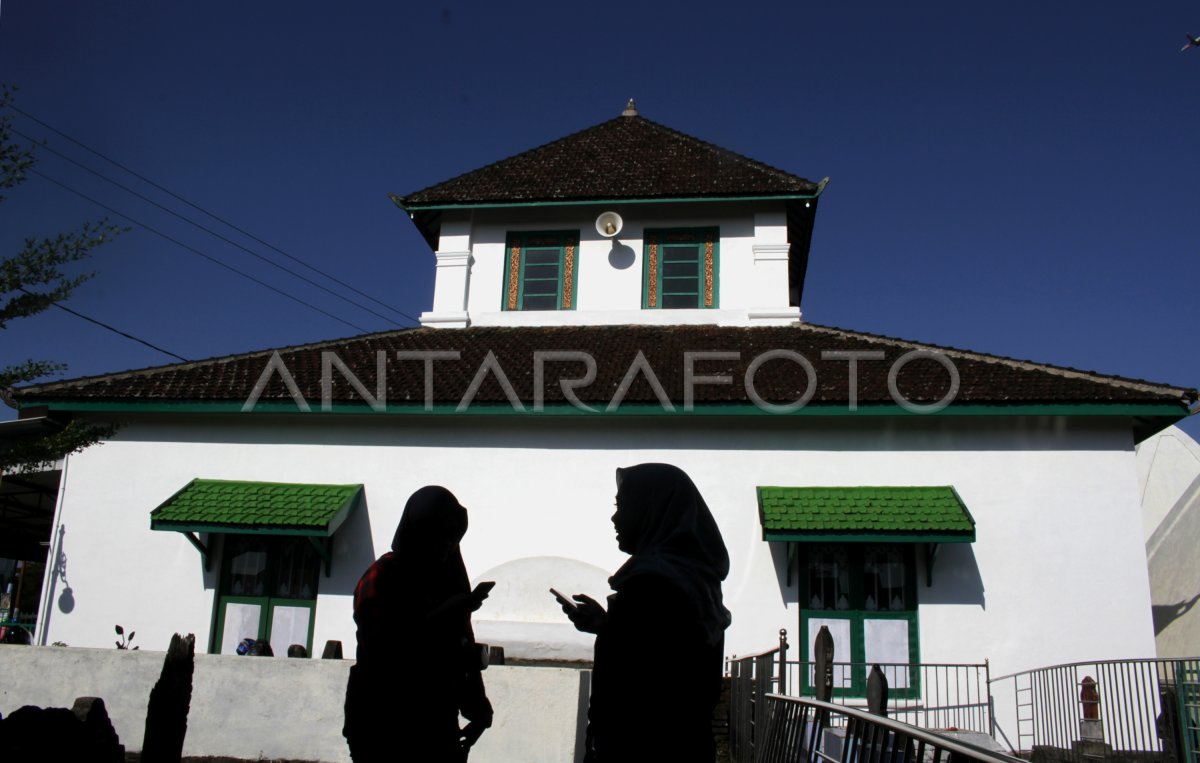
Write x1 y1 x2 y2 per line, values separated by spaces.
343 486 493 762
563 463 731 763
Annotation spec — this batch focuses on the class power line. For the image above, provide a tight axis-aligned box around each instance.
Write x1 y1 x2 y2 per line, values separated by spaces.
18 288 189 363
11 125 412 328
10 105 418 324
30 168 373 334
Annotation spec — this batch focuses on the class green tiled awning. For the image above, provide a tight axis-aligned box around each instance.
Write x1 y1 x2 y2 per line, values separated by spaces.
757 486 975 543
150 479 363 537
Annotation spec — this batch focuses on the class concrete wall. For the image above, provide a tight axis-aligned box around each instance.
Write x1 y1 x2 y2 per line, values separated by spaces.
35 412 1157 684
422 202 800 327
0 645 585 762
1136 425 1200 657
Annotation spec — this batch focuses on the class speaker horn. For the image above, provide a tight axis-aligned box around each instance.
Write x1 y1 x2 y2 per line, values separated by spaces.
595 211 624 238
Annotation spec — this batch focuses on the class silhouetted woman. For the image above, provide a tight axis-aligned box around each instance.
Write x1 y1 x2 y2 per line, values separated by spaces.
564 463 731 763
344 486 493 762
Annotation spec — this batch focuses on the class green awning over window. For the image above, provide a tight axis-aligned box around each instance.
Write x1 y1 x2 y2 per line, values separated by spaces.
757 486 975 543
150 479 363 537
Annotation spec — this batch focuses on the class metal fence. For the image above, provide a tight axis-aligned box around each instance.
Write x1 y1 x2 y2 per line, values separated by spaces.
729 631 789 763
729 632 991 763
753 695 1021 763
782 660 993 735
988 657 1200 762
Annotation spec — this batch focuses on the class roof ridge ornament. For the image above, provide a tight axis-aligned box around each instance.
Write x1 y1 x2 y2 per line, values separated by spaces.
622 98 638 117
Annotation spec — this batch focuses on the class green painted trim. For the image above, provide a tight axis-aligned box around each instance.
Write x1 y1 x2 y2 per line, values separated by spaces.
182 532 212 571
206 534 226 654
212 536 322 655
213 595 319 655
798 545 921 700
399 193 820 212
24 398 1188 418
503 230 580 312
765 531 975 543
213 595 268 654
800 615 924 700
643 227 720 310
267 598 318 656
153 522 331 537
307 536 332 578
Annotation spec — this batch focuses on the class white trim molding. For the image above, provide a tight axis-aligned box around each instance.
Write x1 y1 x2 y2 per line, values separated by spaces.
753 242 791 262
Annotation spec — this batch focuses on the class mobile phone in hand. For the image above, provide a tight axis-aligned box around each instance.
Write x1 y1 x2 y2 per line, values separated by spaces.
550 588 577 611
473 581 496 597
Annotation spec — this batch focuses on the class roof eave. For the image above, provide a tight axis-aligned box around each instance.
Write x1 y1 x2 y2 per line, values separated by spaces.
762 530 976 543
395 189 828 253
394 191 824 213
20 399 1192 422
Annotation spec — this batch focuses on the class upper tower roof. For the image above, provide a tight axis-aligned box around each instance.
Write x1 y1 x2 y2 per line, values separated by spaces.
393 102 824 210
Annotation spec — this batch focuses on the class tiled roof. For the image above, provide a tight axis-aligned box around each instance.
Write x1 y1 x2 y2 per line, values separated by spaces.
150 479 362 535
14 323 1197 415
396 112 821 208
757 486 975 540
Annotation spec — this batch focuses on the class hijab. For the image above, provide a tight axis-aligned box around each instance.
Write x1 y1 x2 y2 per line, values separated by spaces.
391 485 471 600
608 463 732 645
355 485 471 631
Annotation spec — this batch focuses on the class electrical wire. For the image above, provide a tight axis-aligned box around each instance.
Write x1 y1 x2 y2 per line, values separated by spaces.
30 168 372 334
17 288 189 363
9 106 418 324
9 104 417 323
12 126 411 328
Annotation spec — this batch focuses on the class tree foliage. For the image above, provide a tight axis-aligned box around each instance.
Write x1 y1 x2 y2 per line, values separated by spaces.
1 85 123 473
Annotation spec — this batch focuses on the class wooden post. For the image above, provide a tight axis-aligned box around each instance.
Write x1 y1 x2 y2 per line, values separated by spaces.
141 633 195 763
867 665 888 717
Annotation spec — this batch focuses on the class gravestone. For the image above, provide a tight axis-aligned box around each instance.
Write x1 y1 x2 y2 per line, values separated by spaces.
867 665 889 717
813 625 834 703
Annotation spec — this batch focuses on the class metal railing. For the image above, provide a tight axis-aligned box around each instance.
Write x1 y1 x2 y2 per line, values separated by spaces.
729 631 789 763
729 632 991 763
754 695 1022 763
988 657 1200 762
782 660 992 735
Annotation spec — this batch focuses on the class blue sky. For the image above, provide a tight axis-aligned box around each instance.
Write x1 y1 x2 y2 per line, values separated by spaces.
1 2 1197 436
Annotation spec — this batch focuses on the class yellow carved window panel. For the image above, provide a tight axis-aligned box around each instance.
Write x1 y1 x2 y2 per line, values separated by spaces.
643 227 718 309
503 231 579 311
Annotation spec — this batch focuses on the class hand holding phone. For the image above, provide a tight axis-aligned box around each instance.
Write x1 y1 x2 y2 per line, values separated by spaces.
550 587 577 611
552 589 608 633
473 581 496 598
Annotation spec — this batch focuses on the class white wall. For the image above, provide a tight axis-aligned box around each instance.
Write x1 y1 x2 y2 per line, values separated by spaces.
1137 425 1200 539
422 202 799 327
0 645 585 762
1136 425 1200 657
37 412 1157 684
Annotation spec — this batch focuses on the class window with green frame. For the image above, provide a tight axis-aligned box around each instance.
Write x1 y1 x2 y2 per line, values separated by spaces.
503 231 579 311
211 535 321 656
799 544 920 699
643 227 719 309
